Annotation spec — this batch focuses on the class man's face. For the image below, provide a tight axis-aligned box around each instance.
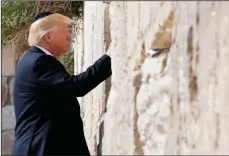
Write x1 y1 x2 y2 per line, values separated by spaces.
49 23 71 56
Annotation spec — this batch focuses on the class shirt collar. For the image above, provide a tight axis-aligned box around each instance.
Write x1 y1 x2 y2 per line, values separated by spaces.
34 45 53 57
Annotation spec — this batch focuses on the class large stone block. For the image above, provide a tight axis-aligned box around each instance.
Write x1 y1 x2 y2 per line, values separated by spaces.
82 1 229 155
2 105 16 131
82 2 108 155
2 44 17 76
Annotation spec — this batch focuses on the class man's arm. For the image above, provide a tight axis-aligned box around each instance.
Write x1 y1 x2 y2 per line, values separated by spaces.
33 54 112 97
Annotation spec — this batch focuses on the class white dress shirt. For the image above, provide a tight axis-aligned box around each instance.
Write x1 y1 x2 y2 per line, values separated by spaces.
34 45 53 57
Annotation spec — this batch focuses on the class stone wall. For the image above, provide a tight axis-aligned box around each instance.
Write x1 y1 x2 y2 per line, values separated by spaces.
2 43 18 155
82 1 229 155
76 2 112 155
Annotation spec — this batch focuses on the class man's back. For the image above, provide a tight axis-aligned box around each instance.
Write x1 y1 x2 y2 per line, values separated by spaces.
13 46 112 155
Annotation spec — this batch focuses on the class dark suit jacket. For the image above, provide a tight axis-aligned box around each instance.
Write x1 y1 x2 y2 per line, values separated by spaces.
12 46 112 156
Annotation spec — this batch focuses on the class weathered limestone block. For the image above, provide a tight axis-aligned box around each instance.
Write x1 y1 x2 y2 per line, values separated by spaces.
2 130 15 155
81 1 229 155
102 2 138 155
101 1 229 155
2 43 17 76
2 76 14 106
2 105 16 156
2 105 16 131
81 2 108 155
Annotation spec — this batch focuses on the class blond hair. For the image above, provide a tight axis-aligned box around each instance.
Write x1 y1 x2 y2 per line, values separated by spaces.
28 13 73 46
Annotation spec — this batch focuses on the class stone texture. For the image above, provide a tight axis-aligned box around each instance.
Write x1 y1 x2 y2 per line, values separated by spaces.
2 105 16 155
9 77 15 105
2 77 9 106
81 2 107 155
2 43 17 76
2 105 16 131
2 130 15 155
2 76 14 106
77 2 113 155
81 1 229 155
73 19 83 106
2 29 17 156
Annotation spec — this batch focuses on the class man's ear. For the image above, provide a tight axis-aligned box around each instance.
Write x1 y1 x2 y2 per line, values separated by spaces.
43 32 52 43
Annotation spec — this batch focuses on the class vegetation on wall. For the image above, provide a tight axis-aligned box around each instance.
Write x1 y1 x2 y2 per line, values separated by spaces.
2 1 83 74
59 51 75 75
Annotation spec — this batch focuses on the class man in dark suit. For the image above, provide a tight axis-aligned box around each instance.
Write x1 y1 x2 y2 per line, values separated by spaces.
12 11 112 156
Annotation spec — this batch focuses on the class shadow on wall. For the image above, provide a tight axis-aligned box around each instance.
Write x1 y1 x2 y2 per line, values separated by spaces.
97 2 112 155
103 1 112 113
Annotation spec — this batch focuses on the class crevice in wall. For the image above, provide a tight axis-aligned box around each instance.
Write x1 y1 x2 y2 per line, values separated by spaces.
132 40 148 154
174 12 181 153
214 113 220 149
133 72 144 155
97 3 112 155
2 76 13 107
161 54 168 72
104 2 112 113
195 44 199 66
187 26 198 102
177 97 182 155
15 49 21 72
97 121 104 156
213 31 220 150
196 2 200 25
6 76 12 105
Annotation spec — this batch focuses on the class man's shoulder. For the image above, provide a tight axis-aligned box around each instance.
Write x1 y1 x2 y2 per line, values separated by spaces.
18 46 55 68
17 50 43 69
15 48 51 77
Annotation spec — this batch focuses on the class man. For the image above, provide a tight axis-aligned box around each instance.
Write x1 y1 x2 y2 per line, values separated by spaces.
12 11 112 155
